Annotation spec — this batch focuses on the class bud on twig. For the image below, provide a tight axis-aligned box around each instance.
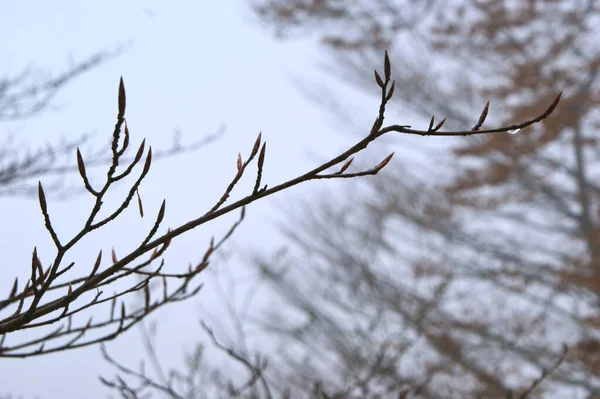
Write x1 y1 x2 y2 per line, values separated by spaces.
141 148 153 177
91 251 102 276
133 140 146 165
118 77 126 117
9 278 18 299
336 157 354 174
156 200 166 225
374 70 384 88
472 101 490 131
250 132 262 158
136 190 144 218
76 148 88 183
37 182 47 216
428 116 435 132
384 50 391 81
385 81 395 102
434 118 446 132
373 152 395 172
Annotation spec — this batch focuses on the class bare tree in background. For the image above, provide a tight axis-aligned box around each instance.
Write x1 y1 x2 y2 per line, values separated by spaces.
0 50 119 197
106 1 600 398
0 47 225 198
171 0 600 397
98 52 561 397
1 51 116 122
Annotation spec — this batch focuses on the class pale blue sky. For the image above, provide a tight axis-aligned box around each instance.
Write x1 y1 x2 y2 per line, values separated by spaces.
0 1 433 397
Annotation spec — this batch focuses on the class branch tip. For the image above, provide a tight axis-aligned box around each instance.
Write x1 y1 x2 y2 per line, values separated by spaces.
374 70 384 88
384 50 391 80
118 77 126 117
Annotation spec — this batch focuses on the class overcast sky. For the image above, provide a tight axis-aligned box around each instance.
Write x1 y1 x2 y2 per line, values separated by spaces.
0 1 437 398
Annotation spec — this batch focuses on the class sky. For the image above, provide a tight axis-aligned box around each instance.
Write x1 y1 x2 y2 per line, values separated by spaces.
0 1 438 398
0 2 592 397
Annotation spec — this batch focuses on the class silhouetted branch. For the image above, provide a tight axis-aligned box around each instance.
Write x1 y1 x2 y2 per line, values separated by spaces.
0 52 559 358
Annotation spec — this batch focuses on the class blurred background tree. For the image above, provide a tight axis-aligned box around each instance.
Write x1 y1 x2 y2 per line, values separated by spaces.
241 0 600 397
0 50 115 197
103 0 600 398
0 47 223 199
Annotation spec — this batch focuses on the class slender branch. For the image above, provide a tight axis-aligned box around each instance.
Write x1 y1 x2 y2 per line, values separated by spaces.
0 51 561 358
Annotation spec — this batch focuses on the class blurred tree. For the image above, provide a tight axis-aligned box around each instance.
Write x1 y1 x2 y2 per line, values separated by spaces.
96 8 568 398
95 0 594 398
216 0 600 397
0 50 116 197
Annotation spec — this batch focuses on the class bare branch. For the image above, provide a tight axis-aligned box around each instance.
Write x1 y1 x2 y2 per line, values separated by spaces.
0 52 559 359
